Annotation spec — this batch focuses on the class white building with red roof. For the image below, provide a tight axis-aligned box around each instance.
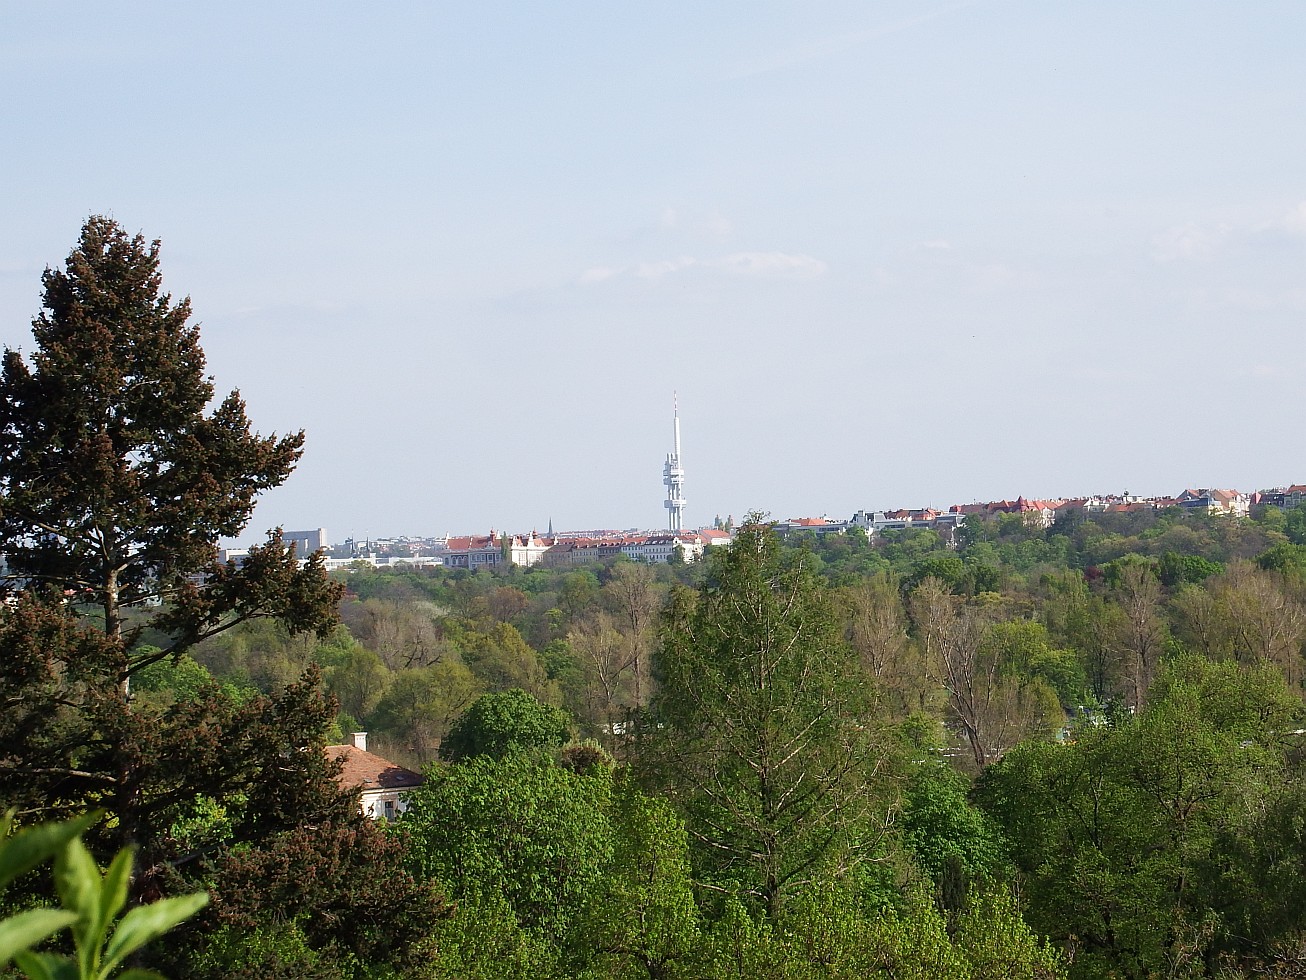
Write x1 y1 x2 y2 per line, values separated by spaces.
326 732 423 821
507 531 553 567
1175 488 1249 517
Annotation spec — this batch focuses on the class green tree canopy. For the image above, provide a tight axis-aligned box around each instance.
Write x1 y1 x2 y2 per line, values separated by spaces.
1157 550 1224 588
402 753 614 942
976 655 1304 978
440 688 572 763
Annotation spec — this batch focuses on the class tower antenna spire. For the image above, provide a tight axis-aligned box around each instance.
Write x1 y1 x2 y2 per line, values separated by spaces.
663 394 687 532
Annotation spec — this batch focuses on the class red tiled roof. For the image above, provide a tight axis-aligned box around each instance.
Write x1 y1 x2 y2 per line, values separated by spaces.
327 745 423 791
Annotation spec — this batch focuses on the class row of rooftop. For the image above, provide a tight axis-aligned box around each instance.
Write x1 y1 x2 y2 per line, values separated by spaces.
222 528 735 571
227 484 1306 572
782 485 1306 538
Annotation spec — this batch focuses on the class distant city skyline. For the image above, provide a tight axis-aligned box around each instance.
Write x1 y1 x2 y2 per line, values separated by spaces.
3 3 1304 540
243 478 1296 551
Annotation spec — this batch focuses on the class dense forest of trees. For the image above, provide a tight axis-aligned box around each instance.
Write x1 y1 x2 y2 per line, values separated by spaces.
5 219 1306 978
127 500 1306 978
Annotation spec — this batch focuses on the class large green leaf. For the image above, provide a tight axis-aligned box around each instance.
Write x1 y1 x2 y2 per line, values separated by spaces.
52 837 103 978
11 949 80 980
0 813 99 894
51 837 99 922
0 908 77 965
94 847 135 953
101 892 209 976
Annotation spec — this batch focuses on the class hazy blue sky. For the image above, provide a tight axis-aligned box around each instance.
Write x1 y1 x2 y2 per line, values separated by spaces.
3 2 1304 544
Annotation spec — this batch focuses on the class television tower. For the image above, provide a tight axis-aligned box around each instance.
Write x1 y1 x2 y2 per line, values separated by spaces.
663 395 687 531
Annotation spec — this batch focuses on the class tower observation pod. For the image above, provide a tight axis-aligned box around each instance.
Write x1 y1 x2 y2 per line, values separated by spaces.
663 396 687 531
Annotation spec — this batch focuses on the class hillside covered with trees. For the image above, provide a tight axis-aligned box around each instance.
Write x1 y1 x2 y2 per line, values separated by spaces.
5 220 1306 978
127 484 1306 978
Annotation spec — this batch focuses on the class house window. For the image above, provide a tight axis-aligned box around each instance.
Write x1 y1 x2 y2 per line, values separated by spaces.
384 800 395 820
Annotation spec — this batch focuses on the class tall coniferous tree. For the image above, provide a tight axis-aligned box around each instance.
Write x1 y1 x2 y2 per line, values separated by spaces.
0 220 448 977
0 216 343 842
644 520 899 918
0 215 338 673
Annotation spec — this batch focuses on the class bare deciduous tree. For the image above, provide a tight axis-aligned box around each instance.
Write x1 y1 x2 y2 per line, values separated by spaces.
910 579 1058 769
1111 563 1166 710
603 562 661 708
569 610 632 736
1172 562 1306 691
839 575 932 717
348 598 448 670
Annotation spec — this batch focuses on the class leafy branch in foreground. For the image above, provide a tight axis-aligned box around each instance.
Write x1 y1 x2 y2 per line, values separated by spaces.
0 811 206 980
0 811 93 965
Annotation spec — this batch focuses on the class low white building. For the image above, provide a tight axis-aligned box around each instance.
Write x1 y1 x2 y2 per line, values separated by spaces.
1175 488 1250 517
326 732 422 821
622 532 706 564
507 532 553 567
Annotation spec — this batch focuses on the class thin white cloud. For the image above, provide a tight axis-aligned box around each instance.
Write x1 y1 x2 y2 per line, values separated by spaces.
704 213 734 239
710 251 827 279
577 250 827 285
636 256 697 280
1151 222 1232 262
916 239 953 251
1154 202 1306 263
1215 286 1306 313
1271 201 1306 237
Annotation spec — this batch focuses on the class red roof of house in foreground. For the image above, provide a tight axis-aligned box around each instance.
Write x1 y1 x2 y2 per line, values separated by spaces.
326 744 423 792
